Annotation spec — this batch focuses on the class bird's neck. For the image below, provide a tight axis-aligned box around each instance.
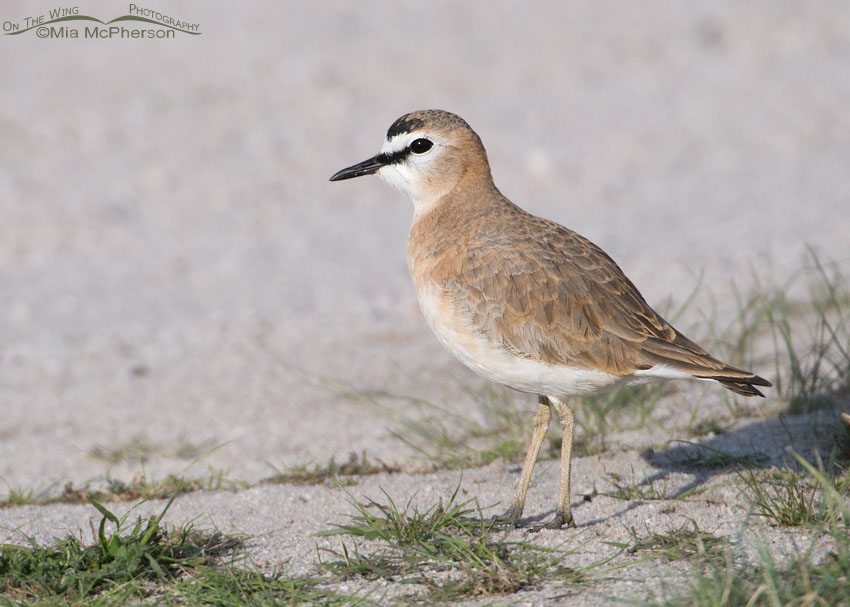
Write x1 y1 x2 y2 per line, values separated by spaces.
407 169 504 270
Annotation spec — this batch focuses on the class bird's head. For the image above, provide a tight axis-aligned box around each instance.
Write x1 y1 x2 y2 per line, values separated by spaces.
330 110 492 216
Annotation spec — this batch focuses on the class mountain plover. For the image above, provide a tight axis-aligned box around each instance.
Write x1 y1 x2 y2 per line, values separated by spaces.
330 109 771 529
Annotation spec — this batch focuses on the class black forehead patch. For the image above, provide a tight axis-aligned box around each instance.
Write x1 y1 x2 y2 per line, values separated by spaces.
386 115 425 139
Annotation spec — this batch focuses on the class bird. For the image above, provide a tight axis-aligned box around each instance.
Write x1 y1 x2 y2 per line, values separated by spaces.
329 109 771 529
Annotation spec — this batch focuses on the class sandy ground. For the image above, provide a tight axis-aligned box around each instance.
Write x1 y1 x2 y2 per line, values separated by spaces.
1 1 850 604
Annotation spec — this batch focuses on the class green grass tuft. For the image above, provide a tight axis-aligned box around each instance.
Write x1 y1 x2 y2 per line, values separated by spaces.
766 251 850 413
318 485 607 600
651 453 850 607
738 452 850 527
263 451 400 487
1 468 247 508
0 495 240 602
0 497 371 606
87 434 220 465
618 521 727 564
3 488 37 507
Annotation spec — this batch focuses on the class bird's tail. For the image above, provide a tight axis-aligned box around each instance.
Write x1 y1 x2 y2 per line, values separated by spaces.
642 332 772 397
713 375 771 397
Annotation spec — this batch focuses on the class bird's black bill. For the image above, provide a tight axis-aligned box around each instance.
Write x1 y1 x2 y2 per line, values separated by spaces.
329 155 386 181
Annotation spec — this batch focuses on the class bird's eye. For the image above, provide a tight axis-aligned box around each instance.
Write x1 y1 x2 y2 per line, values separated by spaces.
410 138 433 154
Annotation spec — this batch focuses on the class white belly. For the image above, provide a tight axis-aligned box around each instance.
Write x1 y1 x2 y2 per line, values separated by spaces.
415 283 623 397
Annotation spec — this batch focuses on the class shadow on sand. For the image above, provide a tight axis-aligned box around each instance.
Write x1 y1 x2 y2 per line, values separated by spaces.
553 399 850 528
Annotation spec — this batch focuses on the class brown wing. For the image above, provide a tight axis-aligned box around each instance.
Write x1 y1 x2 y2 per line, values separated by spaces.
446 208 770 393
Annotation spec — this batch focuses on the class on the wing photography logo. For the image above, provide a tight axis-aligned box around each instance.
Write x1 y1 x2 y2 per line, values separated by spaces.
3 5 201 39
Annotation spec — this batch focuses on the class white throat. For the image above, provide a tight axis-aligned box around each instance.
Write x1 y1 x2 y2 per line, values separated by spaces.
376 133 445 219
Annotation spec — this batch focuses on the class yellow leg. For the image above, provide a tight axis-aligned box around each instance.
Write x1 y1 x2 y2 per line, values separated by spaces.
500 396 551 523
547 396 576 528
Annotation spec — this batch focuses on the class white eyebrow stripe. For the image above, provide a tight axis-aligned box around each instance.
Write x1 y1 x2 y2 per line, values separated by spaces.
381 133 417 155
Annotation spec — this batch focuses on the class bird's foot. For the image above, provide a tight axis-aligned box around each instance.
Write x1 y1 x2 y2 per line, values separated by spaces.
528 510 576 532
490 504 524 528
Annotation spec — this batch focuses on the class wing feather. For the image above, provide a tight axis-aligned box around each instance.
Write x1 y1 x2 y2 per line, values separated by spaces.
442 207 768 392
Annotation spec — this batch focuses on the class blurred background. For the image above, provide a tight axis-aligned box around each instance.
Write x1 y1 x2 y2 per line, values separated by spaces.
1 1 848 492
